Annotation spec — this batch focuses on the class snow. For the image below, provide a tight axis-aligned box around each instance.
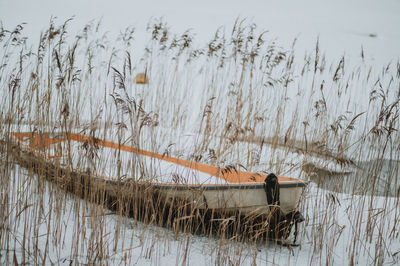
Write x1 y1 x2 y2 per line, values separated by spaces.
58 139 230 185
1 0 400 265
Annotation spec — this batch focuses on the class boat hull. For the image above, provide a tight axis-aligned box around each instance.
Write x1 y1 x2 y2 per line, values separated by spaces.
151 183 304 216
8 132 308 240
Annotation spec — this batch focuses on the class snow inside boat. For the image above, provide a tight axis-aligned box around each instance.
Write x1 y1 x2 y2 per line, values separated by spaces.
10 132 307 239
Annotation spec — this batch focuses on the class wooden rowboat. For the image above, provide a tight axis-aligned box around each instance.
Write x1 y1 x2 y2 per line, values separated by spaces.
10 131 308 240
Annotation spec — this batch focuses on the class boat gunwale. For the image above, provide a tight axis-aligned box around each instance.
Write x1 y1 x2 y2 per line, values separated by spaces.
98 177 309 189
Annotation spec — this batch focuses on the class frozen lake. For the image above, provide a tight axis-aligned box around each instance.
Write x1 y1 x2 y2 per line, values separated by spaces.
1 0 400 264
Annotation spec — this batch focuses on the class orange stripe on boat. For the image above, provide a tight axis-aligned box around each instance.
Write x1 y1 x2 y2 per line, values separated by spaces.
12 132 300 184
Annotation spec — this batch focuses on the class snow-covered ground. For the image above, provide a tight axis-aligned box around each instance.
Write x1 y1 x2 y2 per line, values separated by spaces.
2 163 399 265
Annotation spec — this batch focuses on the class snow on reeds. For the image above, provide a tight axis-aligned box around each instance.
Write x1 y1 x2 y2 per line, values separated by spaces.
0 18 399 264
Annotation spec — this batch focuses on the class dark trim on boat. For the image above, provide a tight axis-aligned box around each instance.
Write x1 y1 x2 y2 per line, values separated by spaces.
101 178 308 190
152 182 308 190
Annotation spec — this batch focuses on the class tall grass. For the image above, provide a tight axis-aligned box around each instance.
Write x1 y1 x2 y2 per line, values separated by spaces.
0 18 399 264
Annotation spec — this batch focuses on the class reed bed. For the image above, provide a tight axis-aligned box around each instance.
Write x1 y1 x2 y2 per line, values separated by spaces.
0 18 399 265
